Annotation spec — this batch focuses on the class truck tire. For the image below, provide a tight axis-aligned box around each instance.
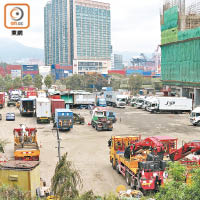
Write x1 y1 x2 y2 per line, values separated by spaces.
116 160 120 174
112 159 116 170
125 172 131 185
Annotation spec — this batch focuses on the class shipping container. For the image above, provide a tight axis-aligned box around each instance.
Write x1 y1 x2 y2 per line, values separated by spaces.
49 95 61 99
22 65 39 72
126 69 144 75
74 94 95 105
143 71 152 76
10 70 21 78
61 95 73 104
36 98 51 123
108 70 126 75
6 65 21 74
51 99 65 117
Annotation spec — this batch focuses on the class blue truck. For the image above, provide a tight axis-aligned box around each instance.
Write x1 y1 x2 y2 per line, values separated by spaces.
54 109 73 131
106 111 117 123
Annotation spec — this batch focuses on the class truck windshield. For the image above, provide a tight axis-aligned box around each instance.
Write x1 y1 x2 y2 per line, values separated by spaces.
99 99 106 104
95 111 104 117
117 98 126 102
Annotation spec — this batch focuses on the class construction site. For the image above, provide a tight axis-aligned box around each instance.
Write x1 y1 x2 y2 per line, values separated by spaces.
161 0 200 106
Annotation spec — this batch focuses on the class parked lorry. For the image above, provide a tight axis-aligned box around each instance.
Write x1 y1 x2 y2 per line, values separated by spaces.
74 94 95 108
20 98 35 116
190 107 200 126
146 97 192 113
0 92 5 108
91 107 113 131
36 98 51 123
104 91 127 108
135 96 146 109
51 99 65 118
109 136 177 194
54 109 73 131
13 124 40 161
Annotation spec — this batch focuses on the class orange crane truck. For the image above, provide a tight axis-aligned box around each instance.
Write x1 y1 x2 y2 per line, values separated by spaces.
109 136 178 194
13 125 40 161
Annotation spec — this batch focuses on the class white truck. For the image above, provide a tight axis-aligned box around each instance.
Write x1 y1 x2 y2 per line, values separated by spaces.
104 91 127 108
36 98 51 123
135 96 146 109
73 94 95 108
146 97 192 113
190 107 200 126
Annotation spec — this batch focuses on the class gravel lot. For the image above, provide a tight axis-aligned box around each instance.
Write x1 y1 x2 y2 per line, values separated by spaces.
0 101 199 195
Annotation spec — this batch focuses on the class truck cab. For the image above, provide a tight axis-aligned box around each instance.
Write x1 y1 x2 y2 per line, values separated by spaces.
190 107 200 126
136 96 146 109
13 125 40 161
91 108 113 131
97 98 107 107
115 95 126 108
54 109 73 131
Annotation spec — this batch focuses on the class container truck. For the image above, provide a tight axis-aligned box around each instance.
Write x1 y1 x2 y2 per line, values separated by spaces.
20 98 35 116
0 92 5 108
74 94 95 108
104 91 126 108
190 107 200 126
51 99 65 118
147 97 192 113
36 98 51 123
54 109 73 131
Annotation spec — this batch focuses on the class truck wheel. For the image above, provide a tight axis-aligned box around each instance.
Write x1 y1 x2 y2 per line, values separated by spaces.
112 159 116 170
116 161 120 174
125 172 131 185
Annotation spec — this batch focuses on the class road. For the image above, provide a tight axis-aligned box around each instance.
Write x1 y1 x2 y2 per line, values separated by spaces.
0 102 199 195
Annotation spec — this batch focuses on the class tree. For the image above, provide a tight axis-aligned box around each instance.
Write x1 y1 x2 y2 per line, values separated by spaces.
4 74 13 91
44 75 53 89
23 74 33 87
0 75 5 91
34 74 43 89
0 185 30 200
51 153 82 200
128 75 143 94
110 79 121 90
13 77 22 89
155 162 200 200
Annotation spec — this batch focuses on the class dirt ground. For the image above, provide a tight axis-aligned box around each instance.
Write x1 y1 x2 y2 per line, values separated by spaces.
0 100 200 195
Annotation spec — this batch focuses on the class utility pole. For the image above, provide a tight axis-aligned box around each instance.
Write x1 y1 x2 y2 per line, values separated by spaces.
52 127 62 161
56 128 61 161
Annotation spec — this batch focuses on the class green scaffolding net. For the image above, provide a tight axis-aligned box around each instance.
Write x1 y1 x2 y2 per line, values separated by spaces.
161 39 200 83
161 6 178 32
161 27 178 45
178 27 200 41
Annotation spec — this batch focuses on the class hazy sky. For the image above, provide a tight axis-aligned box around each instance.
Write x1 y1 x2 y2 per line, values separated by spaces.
0 0 161 53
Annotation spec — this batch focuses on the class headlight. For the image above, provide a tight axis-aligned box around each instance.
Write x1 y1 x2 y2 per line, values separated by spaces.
153 172 158 177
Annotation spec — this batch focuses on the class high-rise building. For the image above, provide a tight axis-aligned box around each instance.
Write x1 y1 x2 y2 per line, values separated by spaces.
113 54 123 69
44 0 112 74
